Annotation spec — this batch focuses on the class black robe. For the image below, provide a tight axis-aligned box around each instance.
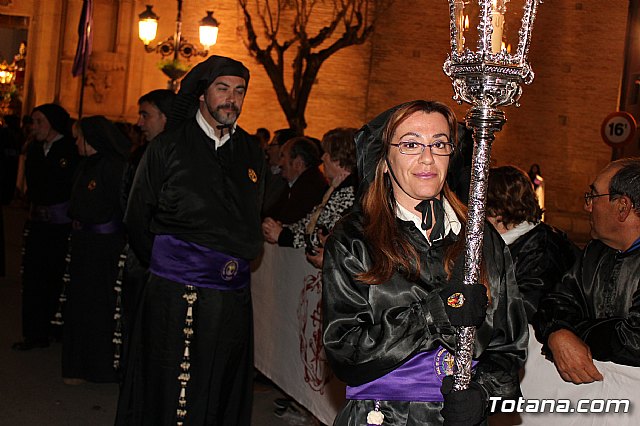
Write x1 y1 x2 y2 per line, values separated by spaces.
322 208 528 425
124 119 266 266
116 118 266 426
534 239 640 366
25 136 79 206
20 136 78 343
508 222 580 324
63 152 126 382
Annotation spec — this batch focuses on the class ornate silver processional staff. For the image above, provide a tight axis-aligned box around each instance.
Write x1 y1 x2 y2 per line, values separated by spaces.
443 0 543 391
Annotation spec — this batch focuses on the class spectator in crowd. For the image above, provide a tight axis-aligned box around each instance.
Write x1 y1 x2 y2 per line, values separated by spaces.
529 158 640 425
263 127 357 269
528 163 543 191
265 128 296 175
322 100 527 425
486 165 580 323
265 136 327 224
485 165 580 425
262 128 297 217
116 55 265 426
263 127 357 420
254 127 271 150
12 104 79 351
62 116 130 385
528 163 545 215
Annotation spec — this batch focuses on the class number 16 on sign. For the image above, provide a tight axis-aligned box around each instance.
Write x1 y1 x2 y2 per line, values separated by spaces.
601 111 637 148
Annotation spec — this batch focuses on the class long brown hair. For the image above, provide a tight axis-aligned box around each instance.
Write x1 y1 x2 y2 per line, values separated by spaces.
357 100 471 285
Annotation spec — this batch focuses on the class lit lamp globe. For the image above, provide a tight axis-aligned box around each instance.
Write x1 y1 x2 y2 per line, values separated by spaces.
199 11 219 50
0 62 16 85
138 5 159 46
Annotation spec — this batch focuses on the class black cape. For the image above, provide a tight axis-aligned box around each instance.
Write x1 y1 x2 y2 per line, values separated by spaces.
322 208 528 424
535 239 640 366
508 222 580 324
125 118 266 265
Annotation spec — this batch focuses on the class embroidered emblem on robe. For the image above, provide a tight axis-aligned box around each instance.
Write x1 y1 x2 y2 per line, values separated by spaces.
248 168 257 183
221 260 239 281
433 347 456 381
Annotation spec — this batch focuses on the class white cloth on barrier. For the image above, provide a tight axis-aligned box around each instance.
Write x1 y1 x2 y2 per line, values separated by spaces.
252 244 345 425
517 324 640 425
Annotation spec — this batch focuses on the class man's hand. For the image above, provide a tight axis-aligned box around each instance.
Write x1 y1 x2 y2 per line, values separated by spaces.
547 329 604 384
262 217 282 244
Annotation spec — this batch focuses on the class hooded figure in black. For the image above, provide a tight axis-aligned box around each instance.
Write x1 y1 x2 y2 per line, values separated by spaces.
13 103 79 351
60 115 130 384
116 55 266 426
322 100 528 425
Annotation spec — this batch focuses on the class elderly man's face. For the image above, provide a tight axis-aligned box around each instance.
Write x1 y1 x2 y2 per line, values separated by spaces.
200 75 246 126
137 101 167 141
279 143 304 183
584 166 621 248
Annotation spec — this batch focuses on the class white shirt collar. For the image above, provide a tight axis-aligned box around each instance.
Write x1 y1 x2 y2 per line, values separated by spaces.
500 221 539 245
395 197 462 244
195 109 237 150
43 133 64 156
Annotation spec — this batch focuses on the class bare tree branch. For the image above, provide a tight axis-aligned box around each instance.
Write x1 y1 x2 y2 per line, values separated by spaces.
239 0 393 134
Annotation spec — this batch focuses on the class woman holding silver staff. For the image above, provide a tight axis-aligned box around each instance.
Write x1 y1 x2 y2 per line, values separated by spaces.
322 100 528 425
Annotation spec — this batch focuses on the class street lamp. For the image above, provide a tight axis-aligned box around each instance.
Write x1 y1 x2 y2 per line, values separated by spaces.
138 1 220 91
0 61 15 85
442 0 543 391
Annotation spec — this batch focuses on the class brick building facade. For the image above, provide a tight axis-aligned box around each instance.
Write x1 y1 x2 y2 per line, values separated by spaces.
0 0 631 242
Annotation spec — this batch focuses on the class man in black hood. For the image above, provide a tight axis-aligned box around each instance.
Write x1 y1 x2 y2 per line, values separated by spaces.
116 55 265 426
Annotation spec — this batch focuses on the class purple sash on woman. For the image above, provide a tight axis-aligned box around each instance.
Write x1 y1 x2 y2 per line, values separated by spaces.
346 346 477 403
149 234 250 290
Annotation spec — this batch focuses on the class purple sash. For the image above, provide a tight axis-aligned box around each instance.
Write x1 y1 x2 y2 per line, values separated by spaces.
30 201 71 224
149 234 250 290
72 219 123 234
346 346 478 402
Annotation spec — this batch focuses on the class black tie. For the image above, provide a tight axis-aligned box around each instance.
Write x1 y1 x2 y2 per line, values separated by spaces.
216 124 233 137
415 198 445 241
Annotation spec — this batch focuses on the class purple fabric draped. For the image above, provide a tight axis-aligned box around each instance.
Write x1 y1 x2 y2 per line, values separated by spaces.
346 347 478 402
30 202 72 224
72 0 93 77
72 219 122 234
149 234 250 290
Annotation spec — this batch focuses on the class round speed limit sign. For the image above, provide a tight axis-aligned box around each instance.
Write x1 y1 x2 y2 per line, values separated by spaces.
600 112 637 147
